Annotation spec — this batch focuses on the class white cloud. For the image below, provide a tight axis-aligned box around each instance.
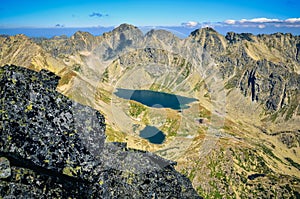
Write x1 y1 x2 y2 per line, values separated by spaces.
240 18 280 23
182 17 300 30
285 18 300 23
181 21 199 27
239 19 247 23
224 19 235 24
219 17 300 28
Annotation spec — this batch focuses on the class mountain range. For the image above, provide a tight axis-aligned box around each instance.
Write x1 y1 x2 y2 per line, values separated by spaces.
0 24 299 198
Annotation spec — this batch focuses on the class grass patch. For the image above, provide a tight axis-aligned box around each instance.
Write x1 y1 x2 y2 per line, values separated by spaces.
198 105 211 119
224 81 236 89
285 104 297 121
59 71 76 85
162 118 180 137
102 69 109 83
261 145 282 163
72 64 82 73
129 101 146 118
285 157 300 170
192 81 203 92
188 168 196 181
270 112 278 122
284 95 299 121
105 126 126 142
204 92 210 99
96 88 111 104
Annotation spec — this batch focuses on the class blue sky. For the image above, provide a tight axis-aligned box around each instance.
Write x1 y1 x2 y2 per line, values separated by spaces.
0 0 299 36
0 0 299 27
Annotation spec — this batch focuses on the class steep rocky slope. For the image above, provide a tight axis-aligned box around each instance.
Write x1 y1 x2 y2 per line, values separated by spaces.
0 34 66 73
0 24 299 198
191 28 300 123
0 65 200 198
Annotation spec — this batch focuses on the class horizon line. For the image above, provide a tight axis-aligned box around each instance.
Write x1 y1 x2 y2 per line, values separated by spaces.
1 24 300 38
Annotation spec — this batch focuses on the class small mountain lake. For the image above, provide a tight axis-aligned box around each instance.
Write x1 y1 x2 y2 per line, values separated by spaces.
114 88 198 110
139 125 166 144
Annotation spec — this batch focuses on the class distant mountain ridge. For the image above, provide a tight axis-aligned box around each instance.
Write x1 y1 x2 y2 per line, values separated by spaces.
1 24 299 120
1 23 300 38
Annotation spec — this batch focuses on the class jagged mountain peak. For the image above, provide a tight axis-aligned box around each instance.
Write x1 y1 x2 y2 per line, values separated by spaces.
102 23 144 41
145 29 177 38
1 33 31 42
71 31 94 39
51 35 69 40
261 32 294 38
190 27 218 37
225 32 255 43
112 23 139 33
188 26 224 45
144 29 181 47
12 33 30 39
188 26 226 52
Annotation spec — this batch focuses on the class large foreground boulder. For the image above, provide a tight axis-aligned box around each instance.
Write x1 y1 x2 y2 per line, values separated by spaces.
0 65 201 198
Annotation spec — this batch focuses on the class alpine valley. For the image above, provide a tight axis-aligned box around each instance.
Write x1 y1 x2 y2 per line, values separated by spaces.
1 24 300 198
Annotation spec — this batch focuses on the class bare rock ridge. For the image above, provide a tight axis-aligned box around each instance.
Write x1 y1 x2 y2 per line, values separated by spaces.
189 27 300 116
1 24 298 120
0 65 201 198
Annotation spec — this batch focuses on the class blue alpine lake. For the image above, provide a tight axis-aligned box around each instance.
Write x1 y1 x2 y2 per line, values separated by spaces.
114 88 198 110
139 125 166 144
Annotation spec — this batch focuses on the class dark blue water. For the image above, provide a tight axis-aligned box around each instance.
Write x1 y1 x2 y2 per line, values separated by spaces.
139 126 166 144
114 88 197 110
247 173 266 180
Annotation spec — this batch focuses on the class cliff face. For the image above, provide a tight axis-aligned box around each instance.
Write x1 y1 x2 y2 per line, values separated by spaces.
190 28 300 115
0 65 200 198
0 25 300 198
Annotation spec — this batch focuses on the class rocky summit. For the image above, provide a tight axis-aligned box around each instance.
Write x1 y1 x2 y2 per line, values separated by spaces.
0 65 200 198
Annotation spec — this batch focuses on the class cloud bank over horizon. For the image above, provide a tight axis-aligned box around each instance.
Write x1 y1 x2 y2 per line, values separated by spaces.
181 17 300 29
1 16 299 30
1 17 300 38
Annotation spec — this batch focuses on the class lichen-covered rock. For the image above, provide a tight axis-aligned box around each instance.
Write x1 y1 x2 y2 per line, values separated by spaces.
0 65 201 198
0 157 11 179
0 65 105 182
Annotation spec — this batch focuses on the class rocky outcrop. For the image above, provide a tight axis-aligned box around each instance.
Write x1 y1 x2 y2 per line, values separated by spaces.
0 34 66 73
190 27 227 53
189 28 300 116
0 65 201 198
279 133 299 148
